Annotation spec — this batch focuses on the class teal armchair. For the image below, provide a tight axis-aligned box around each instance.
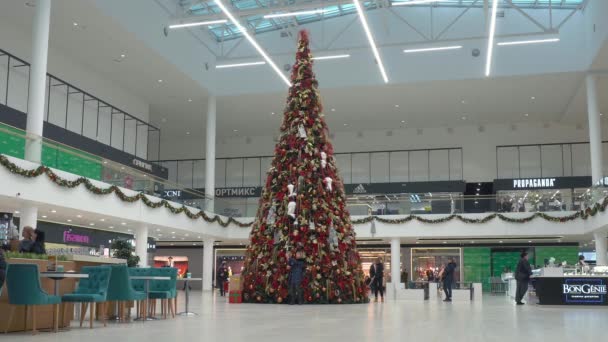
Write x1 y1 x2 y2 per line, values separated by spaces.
62 266 111 328
4 264 61 334
148 268 177 319
106 265 146 321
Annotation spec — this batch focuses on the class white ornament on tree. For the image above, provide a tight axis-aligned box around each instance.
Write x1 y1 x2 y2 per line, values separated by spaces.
266 205 277 225
287 183 296 198
328 226 338 252
298 124 307 138
287 201 296 219
324 177 333 191
320 151 327 169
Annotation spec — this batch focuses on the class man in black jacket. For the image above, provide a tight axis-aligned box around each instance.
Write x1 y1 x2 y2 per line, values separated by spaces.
369 257 384 302
515 252 533 305
442 258 457 302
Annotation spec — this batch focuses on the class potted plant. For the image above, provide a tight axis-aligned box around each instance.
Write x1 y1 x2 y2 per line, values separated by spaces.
111 240 140 267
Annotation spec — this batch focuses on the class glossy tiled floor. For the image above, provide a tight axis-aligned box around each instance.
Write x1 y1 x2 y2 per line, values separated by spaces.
6 291 607 342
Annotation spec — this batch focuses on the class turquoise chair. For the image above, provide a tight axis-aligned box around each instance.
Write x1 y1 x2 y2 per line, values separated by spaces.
127 267 150 318
106 265 146 321
62 266 111 329
148 268 177 319
4 264 61 334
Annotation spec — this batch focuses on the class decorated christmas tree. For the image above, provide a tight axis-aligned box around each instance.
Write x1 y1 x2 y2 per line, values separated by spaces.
241 31 368 304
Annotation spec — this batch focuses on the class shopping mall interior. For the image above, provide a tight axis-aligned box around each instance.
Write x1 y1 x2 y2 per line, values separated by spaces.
1 0 608 341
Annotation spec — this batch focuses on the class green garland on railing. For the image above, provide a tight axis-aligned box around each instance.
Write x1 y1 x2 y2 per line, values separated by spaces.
2 154 608 228
0 154 252 228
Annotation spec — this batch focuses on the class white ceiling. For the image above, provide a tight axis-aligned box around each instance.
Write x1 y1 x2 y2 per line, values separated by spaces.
1 1 606 141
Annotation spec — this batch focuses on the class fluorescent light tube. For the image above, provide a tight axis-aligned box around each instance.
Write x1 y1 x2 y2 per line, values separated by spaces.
353 0 389 83
392 0 440 6
403 45 462 53
169 20 227 29
497 38 560 46
485 0 499 77
215 0 291 87
216 61 266 69
312 54 351 60
264 9 327 19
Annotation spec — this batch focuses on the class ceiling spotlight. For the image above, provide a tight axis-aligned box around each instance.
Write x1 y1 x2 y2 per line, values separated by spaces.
524 113 529 117
42 215 47 218
395 104 400 108
157 79 163 83
172 231 176 234
485 0 499 77
271 112 276 115
461 116 467 120
67 219 72 222
89 223 95 226
51 210 57 213
14 211 20 214
461 100 466 104
216 61 266 69
120 54 126 58
403 45 462 53
233 129 239 132
312 54 351 61
498 38 560 46
264 9 327 19
109 226 114 229
127 229 132 232
531 96 536 100
188 98 192 102
186 131 191 135
121 222 127 225
100 218 105 222
354 0 388 83
215 0 291 86
73 22 79 26
528 240 532 243
169 19 228 29
331 108 336 112
392 0 440 6
343 123 348 126
401 120 406 123
499 241 503 243
77 214 82 218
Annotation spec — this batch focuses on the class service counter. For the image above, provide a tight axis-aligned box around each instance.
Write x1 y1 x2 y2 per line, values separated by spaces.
1 256 126 333
535 276 608 305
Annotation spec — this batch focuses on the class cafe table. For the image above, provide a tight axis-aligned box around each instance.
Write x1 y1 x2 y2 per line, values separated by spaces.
39 271 89 295
129 276 170 322
176 278 203 316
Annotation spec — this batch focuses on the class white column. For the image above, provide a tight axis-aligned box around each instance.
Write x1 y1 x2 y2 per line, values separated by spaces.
586 74 603 185
24 0 51 164
135 224 149 267
594 230 608 266
205 95 217 212
202 239 215 291
19 205 38 232
390 238 401 290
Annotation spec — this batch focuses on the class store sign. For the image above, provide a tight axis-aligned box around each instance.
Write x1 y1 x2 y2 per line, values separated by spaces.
163 190 182 198
563 279 607 304
494 176 592 191
63 230 90 244
513 178 556 189
344 181 466 195
352 184 367 194
215 187 260 197
132 159 153 172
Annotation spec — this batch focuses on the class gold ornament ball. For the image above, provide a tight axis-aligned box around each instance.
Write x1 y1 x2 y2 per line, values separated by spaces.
337 298 342 303
277 297 283 303
269 288 275 293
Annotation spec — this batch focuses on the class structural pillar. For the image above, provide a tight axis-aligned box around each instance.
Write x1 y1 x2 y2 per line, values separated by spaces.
594 230 608 266
586 74 603 185
135 224 149 267
204 95 217 212
203 239 215 291
19 205 38 232
24 0 51 164
390 238 401 290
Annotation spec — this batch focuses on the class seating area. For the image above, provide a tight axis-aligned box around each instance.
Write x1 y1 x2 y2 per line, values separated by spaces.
2 264 178 334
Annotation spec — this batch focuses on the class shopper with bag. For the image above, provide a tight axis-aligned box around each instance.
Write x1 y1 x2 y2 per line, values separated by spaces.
369 257 385 302
441 258 457 302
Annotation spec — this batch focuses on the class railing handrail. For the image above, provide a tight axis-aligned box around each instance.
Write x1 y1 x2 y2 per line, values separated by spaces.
152 147 464 162
0 47 159 132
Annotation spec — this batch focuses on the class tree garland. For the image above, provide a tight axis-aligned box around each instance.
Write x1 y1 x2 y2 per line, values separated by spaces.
2 154 608 228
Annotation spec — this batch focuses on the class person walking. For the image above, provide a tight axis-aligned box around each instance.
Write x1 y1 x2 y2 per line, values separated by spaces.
217 261 229 296
442 258 457 302
288 250 305 305
515 252 533 305
0 248 6 289
369 257 385 302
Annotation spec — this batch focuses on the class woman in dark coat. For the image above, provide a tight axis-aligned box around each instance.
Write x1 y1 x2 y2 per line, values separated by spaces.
369 257 385 302
216 262 229 296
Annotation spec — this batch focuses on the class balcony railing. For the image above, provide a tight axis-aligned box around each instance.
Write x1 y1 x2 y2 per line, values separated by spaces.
0 48 160 161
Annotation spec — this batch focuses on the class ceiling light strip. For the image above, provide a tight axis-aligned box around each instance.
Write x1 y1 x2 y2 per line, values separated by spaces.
169 19 228 29
312 54 351 60
353 0 389 83
485 0 499 77
392 0 440 6
264 9 327 19
497 38 560 46
216 61 266 69
403 45 462 53
215 0 291 87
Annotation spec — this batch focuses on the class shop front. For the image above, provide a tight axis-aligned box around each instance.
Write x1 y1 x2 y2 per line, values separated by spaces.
493 176 595 212
536 276 608 305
